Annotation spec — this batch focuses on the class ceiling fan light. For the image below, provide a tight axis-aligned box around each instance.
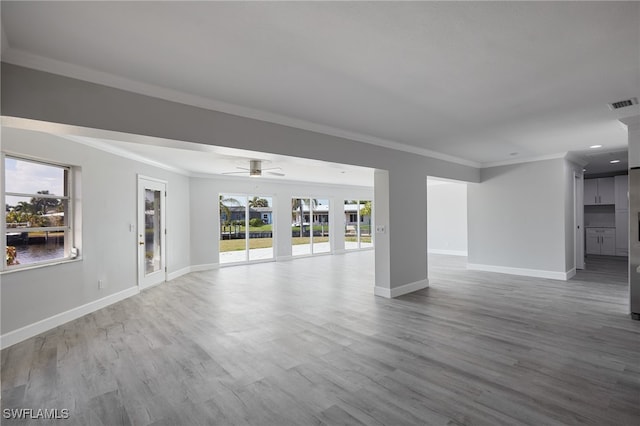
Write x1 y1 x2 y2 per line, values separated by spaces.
249 159 262 176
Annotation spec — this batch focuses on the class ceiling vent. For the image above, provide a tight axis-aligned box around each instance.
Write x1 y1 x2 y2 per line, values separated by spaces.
608 97 638 110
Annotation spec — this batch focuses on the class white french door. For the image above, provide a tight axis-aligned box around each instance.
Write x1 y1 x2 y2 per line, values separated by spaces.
138 177 167 289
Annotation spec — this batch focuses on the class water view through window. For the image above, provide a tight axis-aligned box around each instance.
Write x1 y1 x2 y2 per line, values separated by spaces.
4 157 70 268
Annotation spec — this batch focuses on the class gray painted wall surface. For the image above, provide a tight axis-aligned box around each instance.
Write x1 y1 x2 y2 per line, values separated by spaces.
1 63 480 292
0 127 191 334
467 159 567 273
427 182 468 255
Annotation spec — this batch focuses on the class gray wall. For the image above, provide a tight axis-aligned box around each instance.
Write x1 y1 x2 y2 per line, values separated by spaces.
0 127 191 334
427 181 468 255
467 159 568 274
1 63 480 293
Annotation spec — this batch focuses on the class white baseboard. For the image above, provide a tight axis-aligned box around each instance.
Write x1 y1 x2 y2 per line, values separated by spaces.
276 255 293 262
375 279 429 299
334 249 347 254
466 263 571 281
167 266 191 281
190 263 219 272
565 268 576 280
428 249 468 257
0 287 139 349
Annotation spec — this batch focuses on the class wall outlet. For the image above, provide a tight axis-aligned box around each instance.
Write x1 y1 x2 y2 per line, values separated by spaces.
376 225 386 234
98 279 106 289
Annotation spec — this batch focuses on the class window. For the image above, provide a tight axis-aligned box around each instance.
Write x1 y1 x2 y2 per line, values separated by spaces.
3 156 75 269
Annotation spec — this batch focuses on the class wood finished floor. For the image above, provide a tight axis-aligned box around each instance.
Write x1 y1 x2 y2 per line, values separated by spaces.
1 252 639 425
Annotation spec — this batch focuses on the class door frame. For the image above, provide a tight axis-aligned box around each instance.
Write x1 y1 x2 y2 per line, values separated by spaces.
574 172 585 270
138 175 167 289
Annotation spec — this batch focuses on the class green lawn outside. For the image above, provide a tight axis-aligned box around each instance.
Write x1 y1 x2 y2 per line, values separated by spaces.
344 236 372 243
219 236 331 252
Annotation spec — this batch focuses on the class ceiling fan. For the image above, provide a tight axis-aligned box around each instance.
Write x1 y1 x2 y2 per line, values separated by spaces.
222 159 285 177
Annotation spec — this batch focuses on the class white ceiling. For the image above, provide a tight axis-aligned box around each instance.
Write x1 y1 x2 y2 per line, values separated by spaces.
1 1 639 167
65 134 375 187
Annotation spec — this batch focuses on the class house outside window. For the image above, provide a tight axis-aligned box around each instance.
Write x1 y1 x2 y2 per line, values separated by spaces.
3 155 75 269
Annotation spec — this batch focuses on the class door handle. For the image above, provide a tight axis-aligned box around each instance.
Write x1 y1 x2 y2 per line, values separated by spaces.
139 242 144 245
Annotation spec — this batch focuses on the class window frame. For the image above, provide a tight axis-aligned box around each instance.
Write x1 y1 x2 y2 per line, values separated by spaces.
2 153 76 272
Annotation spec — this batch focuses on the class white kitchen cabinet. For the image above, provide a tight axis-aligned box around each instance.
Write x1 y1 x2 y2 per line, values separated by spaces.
616 211 629 256
584 179 598 205
615 175 629 211
586 228 616 255
584 177 615 205
586 230 600 254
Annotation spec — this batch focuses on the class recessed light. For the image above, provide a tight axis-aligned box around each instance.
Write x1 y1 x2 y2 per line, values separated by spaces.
590 145 603 149
610 160 621 164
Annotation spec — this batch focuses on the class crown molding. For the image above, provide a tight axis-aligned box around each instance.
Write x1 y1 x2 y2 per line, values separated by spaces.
481 152 570 168
2 48 481 168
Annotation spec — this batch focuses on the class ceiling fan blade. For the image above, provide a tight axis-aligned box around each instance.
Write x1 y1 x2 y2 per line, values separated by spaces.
262 167 282 171
267 171 285 176
221 171 248 175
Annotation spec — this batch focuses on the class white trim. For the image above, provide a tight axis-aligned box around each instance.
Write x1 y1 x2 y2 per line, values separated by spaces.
466 263 572 281
190 263 219 272
481 152 568 169
374 279 429 299
0 287 139 349
566 268 576 280
276 255 294 262
2 48 480 168
167 266 191 281
428 249 468 257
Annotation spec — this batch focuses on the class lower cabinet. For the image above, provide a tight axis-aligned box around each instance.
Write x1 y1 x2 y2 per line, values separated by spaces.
615 212 629 256
586 228 616 255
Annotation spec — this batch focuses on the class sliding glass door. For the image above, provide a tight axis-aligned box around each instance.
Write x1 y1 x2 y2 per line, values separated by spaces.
292 197 331 256
220 193 274 264
344 199 373 250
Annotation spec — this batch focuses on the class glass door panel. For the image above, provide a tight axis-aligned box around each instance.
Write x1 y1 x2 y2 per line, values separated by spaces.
359 200 373 248
248 196 274 261
344 200 359 250
312 199 330 254
220 194 247 264
145 189 162 273
292 197 311 256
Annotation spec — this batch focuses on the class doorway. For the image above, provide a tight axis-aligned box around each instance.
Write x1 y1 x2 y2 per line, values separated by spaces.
138 176 167 289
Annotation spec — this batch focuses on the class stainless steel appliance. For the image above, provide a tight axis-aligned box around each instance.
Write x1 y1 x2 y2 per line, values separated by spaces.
630 167 640 320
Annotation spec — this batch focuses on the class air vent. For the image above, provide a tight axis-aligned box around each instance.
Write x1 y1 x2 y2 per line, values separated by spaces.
608 97 638 110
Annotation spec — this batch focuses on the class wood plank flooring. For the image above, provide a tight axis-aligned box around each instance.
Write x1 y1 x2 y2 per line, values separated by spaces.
2 252 639 425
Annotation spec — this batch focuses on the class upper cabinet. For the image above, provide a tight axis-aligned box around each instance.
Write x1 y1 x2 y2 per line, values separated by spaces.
584 177 615 205
615 174 629 211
